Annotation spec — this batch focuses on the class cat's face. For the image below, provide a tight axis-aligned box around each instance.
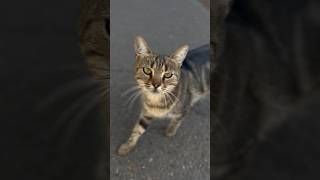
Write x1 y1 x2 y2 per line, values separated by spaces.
134 36 188 95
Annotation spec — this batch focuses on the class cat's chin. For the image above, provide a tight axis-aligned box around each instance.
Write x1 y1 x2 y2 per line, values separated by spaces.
144 89 162 96
149 89 160 94
142 87 159 94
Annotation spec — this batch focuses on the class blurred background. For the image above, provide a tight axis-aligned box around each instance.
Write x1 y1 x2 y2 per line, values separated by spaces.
0 1 106 179
213 0 320 179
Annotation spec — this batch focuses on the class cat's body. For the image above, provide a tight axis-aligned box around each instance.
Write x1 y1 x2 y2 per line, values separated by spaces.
143 44 210 116
118 37 209 155
142 45 210 119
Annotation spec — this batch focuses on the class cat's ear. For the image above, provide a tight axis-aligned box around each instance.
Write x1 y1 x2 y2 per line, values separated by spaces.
170 45 189 65
134 36 152 56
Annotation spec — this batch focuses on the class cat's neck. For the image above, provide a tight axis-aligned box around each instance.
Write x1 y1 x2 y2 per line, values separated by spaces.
143 92 163 103
142 85 179 108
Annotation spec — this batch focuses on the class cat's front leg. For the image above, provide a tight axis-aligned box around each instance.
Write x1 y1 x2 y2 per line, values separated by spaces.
118 114 152 156
165 113 184 137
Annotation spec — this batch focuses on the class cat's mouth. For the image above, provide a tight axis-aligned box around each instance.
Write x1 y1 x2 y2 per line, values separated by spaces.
151 88 159 93
145 86 161 94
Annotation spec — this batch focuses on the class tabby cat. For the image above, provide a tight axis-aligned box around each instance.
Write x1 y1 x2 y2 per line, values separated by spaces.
118 36 210 155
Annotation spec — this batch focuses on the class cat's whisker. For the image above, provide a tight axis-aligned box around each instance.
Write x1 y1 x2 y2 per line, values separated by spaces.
91 71 108 76
58 92 102 151
125 90 140 105
163 92 169 104
94 71 109 75
122 90 141 113
128 91 141 110
109 82 138 93
166 90 180 103
97 74 109 78
49 87 101 140
118 90 140 121
96 78 109 81
89 69 108 75
86 66 109 71
91 70 108 75
99 86 109 99
35 77 99 112
121 86 140 97
161 92 168 108
164 93 168 108
168 92 175 105
116 82 137 85
94 76 109 82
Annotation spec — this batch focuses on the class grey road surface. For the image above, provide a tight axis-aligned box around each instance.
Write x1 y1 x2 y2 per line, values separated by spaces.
110 0 210 179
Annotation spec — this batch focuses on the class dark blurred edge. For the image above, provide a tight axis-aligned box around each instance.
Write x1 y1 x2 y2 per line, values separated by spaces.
211 0 320 179
79 0 110 179
0 0 110 179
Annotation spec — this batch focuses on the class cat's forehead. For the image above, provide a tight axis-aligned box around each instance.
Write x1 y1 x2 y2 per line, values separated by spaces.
139 54 177 70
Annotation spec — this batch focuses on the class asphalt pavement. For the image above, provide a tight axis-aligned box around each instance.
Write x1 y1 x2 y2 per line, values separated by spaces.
110 0 210 179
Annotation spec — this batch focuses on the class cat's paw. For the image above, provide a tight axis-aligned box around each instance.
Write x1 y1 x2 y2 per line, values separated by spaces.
118 143 134 156
165 126 177 137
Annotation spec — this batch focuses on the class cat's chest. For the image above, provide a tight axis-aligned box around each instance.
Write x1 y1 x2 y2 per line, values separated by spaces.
143 104 172 117
142 95 177 118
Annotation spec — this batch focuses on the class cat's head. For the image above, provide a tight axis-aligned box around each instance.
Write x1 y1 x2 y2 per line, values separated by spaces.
134 36 188 95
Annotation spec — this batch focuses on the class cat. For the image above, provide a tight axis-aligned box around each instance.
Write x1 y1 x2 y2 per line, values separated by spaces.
118 36 210 156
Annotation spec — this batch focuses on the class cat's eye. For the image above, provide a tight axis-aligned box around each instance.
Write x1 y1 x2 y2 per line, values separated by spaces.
143 67 152 75
163 72 173 78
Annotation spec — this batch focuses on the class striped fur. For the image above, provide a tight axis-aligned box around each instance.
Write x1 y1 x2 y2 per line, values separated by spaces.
118 36 209 156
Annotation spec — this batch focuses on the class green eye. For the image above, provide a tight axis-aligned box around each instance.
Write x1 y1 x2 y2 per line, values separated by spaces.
163 72 173 78
143 67 152 75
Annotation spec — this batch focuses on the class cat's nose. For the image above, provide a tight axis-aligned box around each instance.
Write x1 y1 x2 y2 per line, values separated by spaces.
153 83 160 89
